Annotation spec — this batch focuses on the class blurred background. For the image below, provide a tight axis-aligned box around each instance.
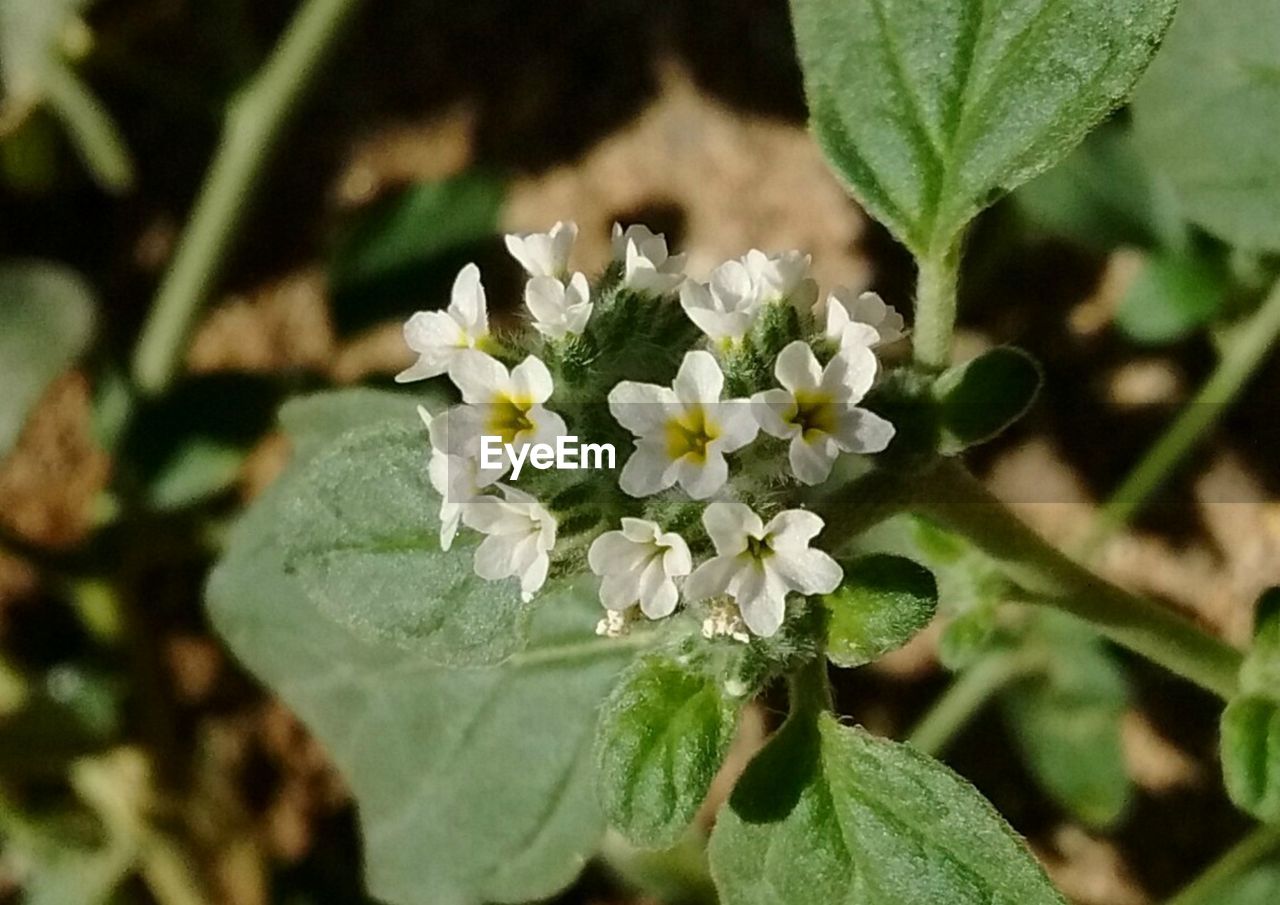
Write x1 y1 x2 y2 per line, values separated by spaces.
1 1 1278 903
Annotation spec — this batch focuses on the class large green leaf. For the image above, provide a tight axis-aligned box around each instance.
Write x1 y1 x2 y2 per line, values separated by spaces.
595 656 741 848
789 0 1178 255
279 421 529 665
1133 0 1280 251
708 711 1065 905
0 260 96 459
208 395 641 905
823 554 938 668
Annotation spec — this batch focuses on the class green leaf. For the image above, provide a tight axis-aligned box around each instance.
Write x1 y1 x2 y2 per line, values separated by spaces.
1133 0 1280 251
42 62 135 194
279 388 427 462
934 347 1042 452
1001 614 1132 829
0 260 96 459
1115 250 1226 345
1240 587 1280 697
823 554 938 668
789 0 1179 255
709 711 1065 905
1221 696 1280 824
279 420 531 665
595 656 741 848
331 172 506 334
208 399 642 905
1015 119 1183 251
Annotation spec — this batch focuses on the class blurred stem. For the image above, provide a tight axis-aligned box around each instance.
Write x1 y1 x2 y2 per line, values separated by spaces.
907 650 1043 756
1166 824 1280 905
789 655 834 715
912 237 964 372
131 0 363 395
913 460 1241 699
598 829 718 905
1081 276 1280 557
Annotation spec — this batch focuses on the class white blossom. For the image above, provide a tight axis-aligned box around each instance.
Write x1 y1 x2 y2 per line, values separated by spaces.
444 351 568 471
612 223 687 295
525 272 593 339
679 257 758 344
504 221 578 280
821 288 907 348
608 351 758 500
752 341 895 485
744 249 818 312
462 484 556 602
417 406 488 551
397 264 490 383
588 518 693 620
684 503 842 637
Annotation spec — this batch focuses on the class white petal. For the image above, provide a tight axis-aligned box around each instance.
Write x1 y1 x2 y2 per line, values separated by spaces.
509 355 554 403
608 381 676 435
765 509 825 550
831 407 896 454
734 564 788 637
618 441 677 497
620 517 660 543
588 530 652 575
439 503 461 551
774 341 822 393
788 433 838 485
450 264 488 335
709 400 760 452
473 533 521 580
825 344 878 401
396 354 449 383
751 389 798 439
684 555 741 601
404 310 464 352
837 322 882 354
702 502 759 554
637 558 676 618
550 221 578 271
599 571 640 610
659 533 693 576
676 449 728 500
772 547 843 596
673 350 724 403
463 499 525 535
449 350 509 403
520 551 550 600
524 276 567 324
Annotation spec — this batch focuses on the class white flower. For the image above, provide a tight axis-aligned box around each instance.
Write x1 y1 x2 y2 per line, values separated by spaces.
752 341 895 485
525 272 593 339
445 351 568 467
504 221 578 279
418 406 487 550
744 249 818 312
588 518 693 620
608 351 758 499
684 503 842 637
612 223 687 295
462 484 556 601
821 288 906 348
397 264 489 383
679 257 758 344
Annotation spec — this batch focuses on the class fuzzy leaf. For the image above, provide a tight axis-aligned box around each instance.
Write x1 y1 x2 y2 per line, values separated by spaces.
280 421 530 665
1221 696 1280 824
1133 0 1280 251
708 711 1065 905
1001 614 1132 829
208 395 640 905
823 554 938 668
595 656 742 848
0 260 96 459
934 347 1042 452
789 0 1179 255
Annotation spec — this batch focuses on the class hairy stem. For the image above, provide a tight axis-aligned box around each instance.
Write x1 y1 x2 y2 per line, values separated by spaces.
912 238 964 372
1082 277 1280 556
131 0 364 395
1167 824 1280 905
913 460 1241 699
907 650 1043 756
789 656 834 715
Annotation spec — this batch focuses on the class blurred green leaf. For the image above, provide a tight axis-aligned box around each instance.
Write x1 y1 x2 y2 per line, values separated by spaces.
331 172 506 334
1115 250 1226 345
279 420 532 665
1222 696 1280 823
1001 613 1133 829
42 62 134 193
1133 0 1280 252
1016 120 1182 251
708 710 1065 905
596 656 740 848
1241 587 1280 697
788 0 1178 255
934 347 1042 452
1203 857 1280 905
0 260 96 460
208 392 640 905
823 554 937 668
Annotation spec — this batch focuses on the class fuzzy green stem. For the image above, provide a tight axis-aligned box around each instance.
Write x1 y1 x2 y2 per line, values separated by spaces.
907 650 1043 756
1082 277 1280 557
789 656 834 715
913 460 1241 699
1166 824 1280 905
912 239 964 372
131 0 363 395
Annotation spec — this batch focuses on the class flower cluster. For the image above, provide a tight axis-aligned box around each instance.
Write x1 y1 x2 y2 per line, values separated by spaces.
400 222 904 641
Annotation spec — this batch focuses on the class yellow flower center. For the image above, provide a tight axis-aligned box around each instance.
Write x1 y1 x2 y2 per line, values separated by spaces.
664 405 719 463
788 390 836 442
488 395 535 445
